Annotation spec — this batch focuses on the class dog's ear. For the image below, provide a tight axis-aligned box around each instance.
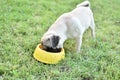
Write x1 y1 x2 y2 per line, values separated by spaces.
51 35 60 48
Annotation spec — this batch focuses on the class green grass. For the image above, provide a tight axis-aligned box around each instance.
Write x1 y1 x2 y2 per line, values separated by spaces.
0 0 120 80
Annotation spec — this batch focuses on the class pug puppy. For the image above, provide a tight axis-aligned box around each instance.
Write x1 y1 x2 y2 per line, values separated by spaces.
41 1 95 53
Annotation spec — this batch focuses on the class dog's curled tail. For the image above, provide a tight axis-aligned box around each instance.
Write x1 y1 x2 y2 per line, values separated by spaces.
77 1 90 7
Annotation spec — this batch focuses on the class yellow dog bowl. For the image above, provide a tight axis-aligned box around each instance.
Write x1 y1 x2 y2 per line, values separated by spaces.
33 44 65 64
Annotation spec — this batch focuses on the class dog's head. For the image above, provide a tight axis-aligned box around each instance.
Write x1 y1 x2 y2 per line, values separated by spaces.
41 33 60 49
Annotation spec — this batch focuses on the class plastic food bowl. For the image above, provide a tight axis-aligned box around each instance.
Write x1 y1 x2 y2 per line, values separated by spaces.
33 44 65 64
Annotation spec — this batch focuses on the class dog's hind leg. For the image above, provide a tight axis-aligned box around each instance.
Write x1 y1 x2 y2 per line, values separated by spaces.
90 15 95 38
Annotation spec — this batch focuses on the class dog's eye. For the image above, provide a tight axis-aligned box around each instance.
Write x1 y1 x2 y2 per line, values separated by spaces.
41 41 43 45
41 42 43 45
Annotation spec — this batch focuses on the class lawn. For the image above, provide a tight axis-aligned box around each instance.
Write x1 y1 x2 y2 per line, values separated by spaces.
0 0 120 80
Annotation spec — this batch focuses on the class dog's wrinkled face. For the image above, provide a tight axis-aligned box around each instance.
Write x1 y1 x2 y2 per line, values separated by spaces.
41 34 60 49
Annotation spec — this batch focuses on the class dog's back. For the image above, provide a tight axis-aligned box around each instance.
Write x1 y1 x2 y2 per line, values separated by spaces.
62 1 93 38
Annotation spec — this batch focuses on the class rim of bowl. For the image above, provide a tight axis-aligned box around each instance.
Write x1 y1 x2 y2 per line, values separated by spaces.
37 44 64 54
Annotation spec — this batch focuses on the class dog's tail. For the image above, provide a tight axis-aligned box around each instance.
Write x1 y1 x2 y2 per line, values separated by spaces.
76 1 90 7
